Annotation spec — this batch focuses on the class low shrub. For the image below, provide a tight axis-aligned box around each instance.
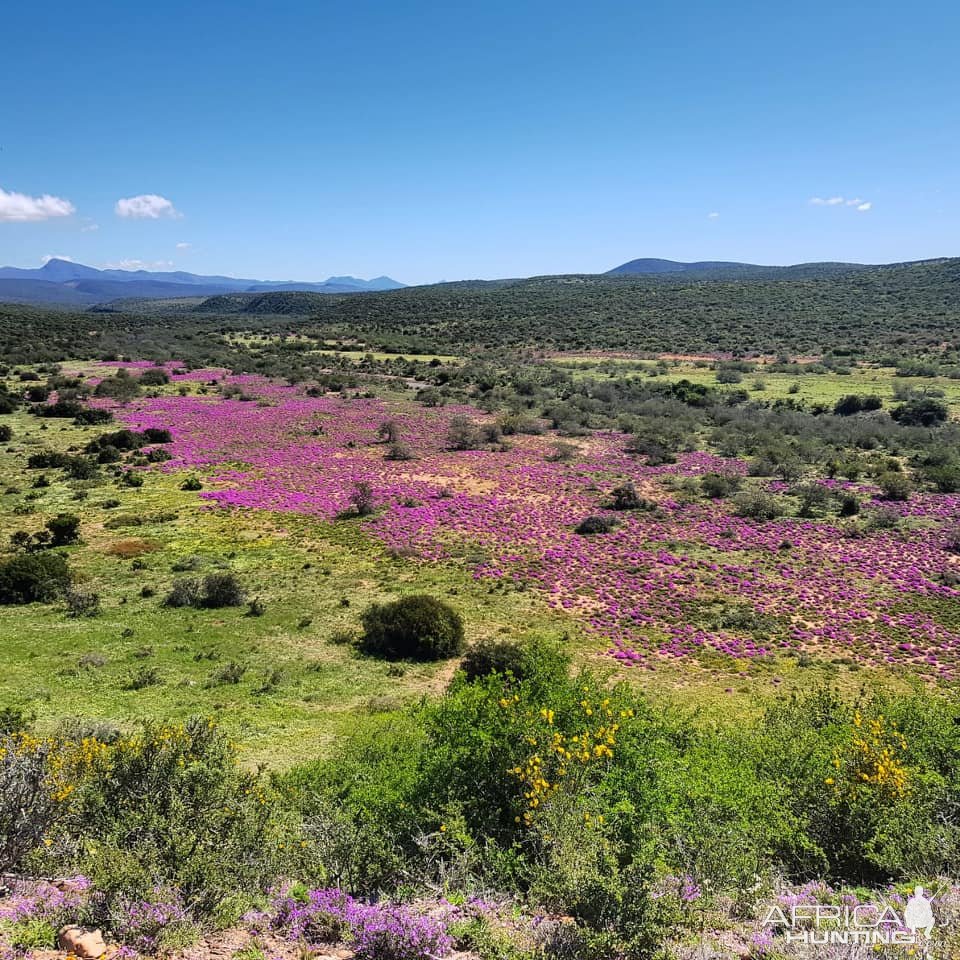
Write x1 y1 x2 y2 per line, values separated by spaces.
0 552 72 604
607 481 646 509
878 471 912 501
0 735 60 872
349 481 376 516
164 578 204 608
575 515 618 535
359 594 465 661
65 588 101 618
201 572 246 608
164 573 245 609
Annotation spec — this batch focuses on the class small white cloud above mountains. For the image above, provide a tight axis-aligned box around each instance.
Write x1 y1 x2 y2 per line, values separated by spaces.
103 258 176 271
0 187 76 222
115 194 181 219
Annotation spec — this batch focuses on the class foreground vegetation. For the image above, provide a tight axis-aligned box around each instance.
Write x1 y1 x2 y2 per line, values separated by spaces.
3 646 960 958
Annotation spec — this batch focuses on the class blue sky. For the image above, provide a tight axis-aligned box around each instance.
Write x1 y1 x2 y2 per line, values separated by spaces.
1 0 957 285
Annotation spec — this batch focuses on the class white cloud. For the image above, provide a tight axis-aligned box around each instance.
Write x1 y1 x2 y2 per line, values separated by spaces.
81 221 99 232
104 258 175 271
0 187 75 222
175 241 192 249
41 254 75 264
707 211 720 219
115 194 181 219
809 195 872 211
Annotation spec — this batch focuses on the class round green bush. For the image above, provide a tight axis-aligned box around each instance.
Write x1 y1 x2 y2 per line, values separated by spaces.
460 638 530 681
360 594 464 661
0 551 72 605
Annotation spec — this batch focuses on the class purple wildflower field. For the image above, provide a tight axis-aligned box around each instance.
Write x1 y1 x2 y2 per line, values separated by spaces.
97 363 960 680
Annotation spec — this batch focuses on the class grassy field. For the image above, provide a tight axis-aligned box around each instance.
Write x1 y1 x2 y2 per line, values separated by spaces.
2 357 935 766
0 399 575 766
549 356 960 414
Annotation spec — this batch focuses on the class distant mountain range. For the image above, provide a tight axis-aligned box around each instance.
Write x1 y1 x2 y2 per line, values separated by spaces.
0 255 951 309
0 259 405 307
606 258 876 280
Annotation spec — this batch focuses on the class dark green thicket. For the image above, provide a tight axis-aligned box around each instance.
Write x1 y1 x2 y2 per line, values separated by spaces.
0 551 72 604
359 594 465 660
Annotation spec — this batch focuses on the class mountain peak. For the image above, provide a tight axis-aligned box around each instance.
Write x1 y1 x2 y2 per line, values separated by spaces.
0 260 406 307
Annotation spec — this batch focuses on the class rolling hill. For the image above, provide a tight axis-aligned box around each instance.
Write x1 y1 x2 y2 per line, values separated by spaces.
175 256 960 356
606 258 882 280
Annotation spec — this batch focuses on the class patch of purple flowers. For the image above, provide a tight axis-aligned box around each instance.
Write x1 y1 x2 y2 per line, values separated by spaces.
265 885 451 960
110 888 190 956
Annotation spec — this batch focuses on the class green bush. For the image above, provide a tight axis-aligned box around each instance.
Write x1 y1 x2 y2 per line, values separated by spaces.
732 488 786 521
700 472 741 499
46 513 81 546
460 638 530 682
0 551 72 604
891 396 948 427
878 471 912 501
575 515 618 535
459 637 567 684
201 572 246 608
833 394 882 416
359 594 465 661
139 367 171 386
61 717 294 913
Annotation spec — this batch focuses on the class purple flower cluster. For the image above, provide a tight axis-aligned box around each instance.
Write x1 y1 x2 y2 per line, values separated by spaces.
105 372 960 678
0 877 92 926
263 885 451 959
110 888 189 956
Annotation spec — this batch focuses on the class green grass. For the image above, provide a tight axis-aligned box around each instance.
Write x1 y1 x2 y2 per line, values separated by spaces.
0 404 574 767
0 364 935 767
549 356 960 414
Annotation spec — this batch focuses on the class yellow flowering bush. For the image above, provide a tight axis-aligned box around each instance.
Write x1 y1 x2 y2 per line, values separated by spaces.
505 694 633 826
826 711 909 801
4 717 295 916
